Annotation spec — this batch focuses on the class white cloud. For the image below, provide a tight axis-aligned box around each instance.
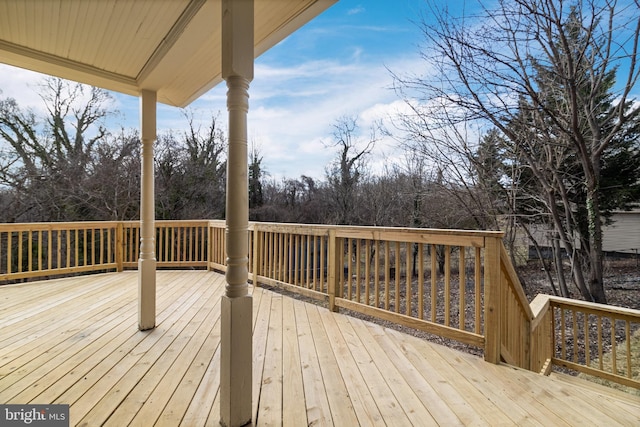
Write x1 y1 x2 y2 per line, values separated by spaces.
347 6 365 16
0 64 50 112
0 47 428 181
215 54 428 180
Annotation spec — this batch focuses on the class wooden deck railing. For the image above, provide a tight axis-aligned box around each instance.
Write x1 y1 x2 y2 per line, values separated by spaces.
120 220 209 268
0 220 209 281
0 221 120 281
1 220 638 391
208 221 529 365
530 294 640 389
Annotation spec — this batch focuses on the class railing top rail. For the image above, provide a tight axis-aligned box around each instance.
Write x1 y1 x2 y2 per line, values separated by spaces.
500 243 534 319
333 227 497 247
0 221 121 231
208 220 504 245
121 219 210 226
248 222 333 236
330 224 504 238
545 294 640 320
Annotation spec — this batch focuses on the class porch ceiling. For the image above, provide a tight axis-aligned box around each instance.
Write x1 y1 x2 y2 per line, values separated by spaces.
0 0 336 107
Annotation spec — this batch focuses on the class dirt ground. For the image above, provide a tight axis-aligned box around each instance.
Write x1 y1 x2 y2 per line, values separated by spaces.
520 257 640 311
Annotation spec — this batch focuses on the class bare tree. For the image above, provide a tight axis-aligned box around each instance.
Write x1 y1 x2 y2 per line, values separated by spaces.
248 141 265 216
324 116 377 225
0 77 119 221
155 112 227 219
393 0 640 303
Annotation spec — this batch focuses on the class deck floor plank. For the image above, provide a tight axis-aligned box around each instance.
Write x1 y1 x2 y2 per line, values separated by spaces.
385 327 488 427
73 273 216 425
461 354 574 426
0 275 147 400
250 284 272 422
389 326 519 425
39 272 200 408
324 308 412 426
304 304 360 426
0 271 638 426
318 306 385 426
280 295 307 427
0 274 128 361
126 278 225 426
293 298 333 426
155 278 224 427
346 315 439 425
363 320 465 426
427 336 562 427
256 293 283 425
550 372 640 418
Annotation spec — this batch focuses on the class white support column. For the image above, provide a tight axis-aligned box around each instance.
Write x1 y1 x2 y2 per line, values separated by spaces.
220 0 253 426
139 89 157 331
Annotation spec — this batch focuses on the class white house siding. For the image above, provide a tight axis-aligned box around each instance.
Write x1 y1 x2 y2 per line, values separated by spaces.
507 210 640 263
602 210 640 254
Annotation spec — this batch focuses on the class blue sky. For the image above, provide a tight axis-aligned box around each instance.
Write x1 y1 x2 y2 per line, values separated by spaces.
0 0 431 181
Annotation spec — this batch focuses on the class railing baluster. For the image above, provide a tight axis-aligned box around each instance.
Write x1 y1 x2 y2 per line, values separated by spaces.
573 311 579 363
405 241 411 316
384 241 390 311
365 239 371 306
355 239 361 304
418 243 424 320
626 320 631 378
38 231 43 271
611 319 617 375
598 316 603 371
444 245 451 327
320 236 326 293
560 309 566 360
459 247 465 330
430 244 437 323
283 233 288 283
18 231 23 273
295 234 301 286
394 241 400 313
306 235 311 289
375 240 381 309
584 314 590 368
474 247 481 334
28 230 33 273
83 228 87 267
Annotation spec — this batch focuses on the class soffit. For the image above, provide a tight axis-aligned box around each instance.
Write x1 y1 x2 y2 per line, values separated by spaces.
0 0 337 107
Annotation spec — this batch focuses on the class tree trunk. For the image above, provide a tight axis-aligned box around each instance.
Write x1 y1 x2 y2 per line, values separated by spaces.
586 188 607 303
552 237 569 298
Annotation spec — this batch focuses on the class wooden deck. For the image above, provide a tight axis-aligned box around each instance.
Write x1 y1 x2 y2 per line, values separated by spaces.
0 271 638 426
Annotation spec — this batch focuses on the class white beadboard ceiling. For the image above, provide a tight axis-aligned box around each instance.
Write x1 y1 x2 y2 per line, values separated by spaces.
0 0 336 107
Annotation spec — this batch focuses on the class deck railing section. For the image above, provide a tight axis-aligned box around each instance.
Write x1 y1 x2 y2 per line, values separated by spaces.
333 227 494 350
0 221 209 281
530 294 640 389
1 220 638 390
0 222 119 281
208 220 227 271
121 220 209 268
250 222 331 300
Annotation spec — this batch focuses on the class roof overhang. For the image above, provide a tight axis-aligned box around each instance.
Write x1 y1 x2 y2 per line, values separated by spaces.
0 0 337 107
